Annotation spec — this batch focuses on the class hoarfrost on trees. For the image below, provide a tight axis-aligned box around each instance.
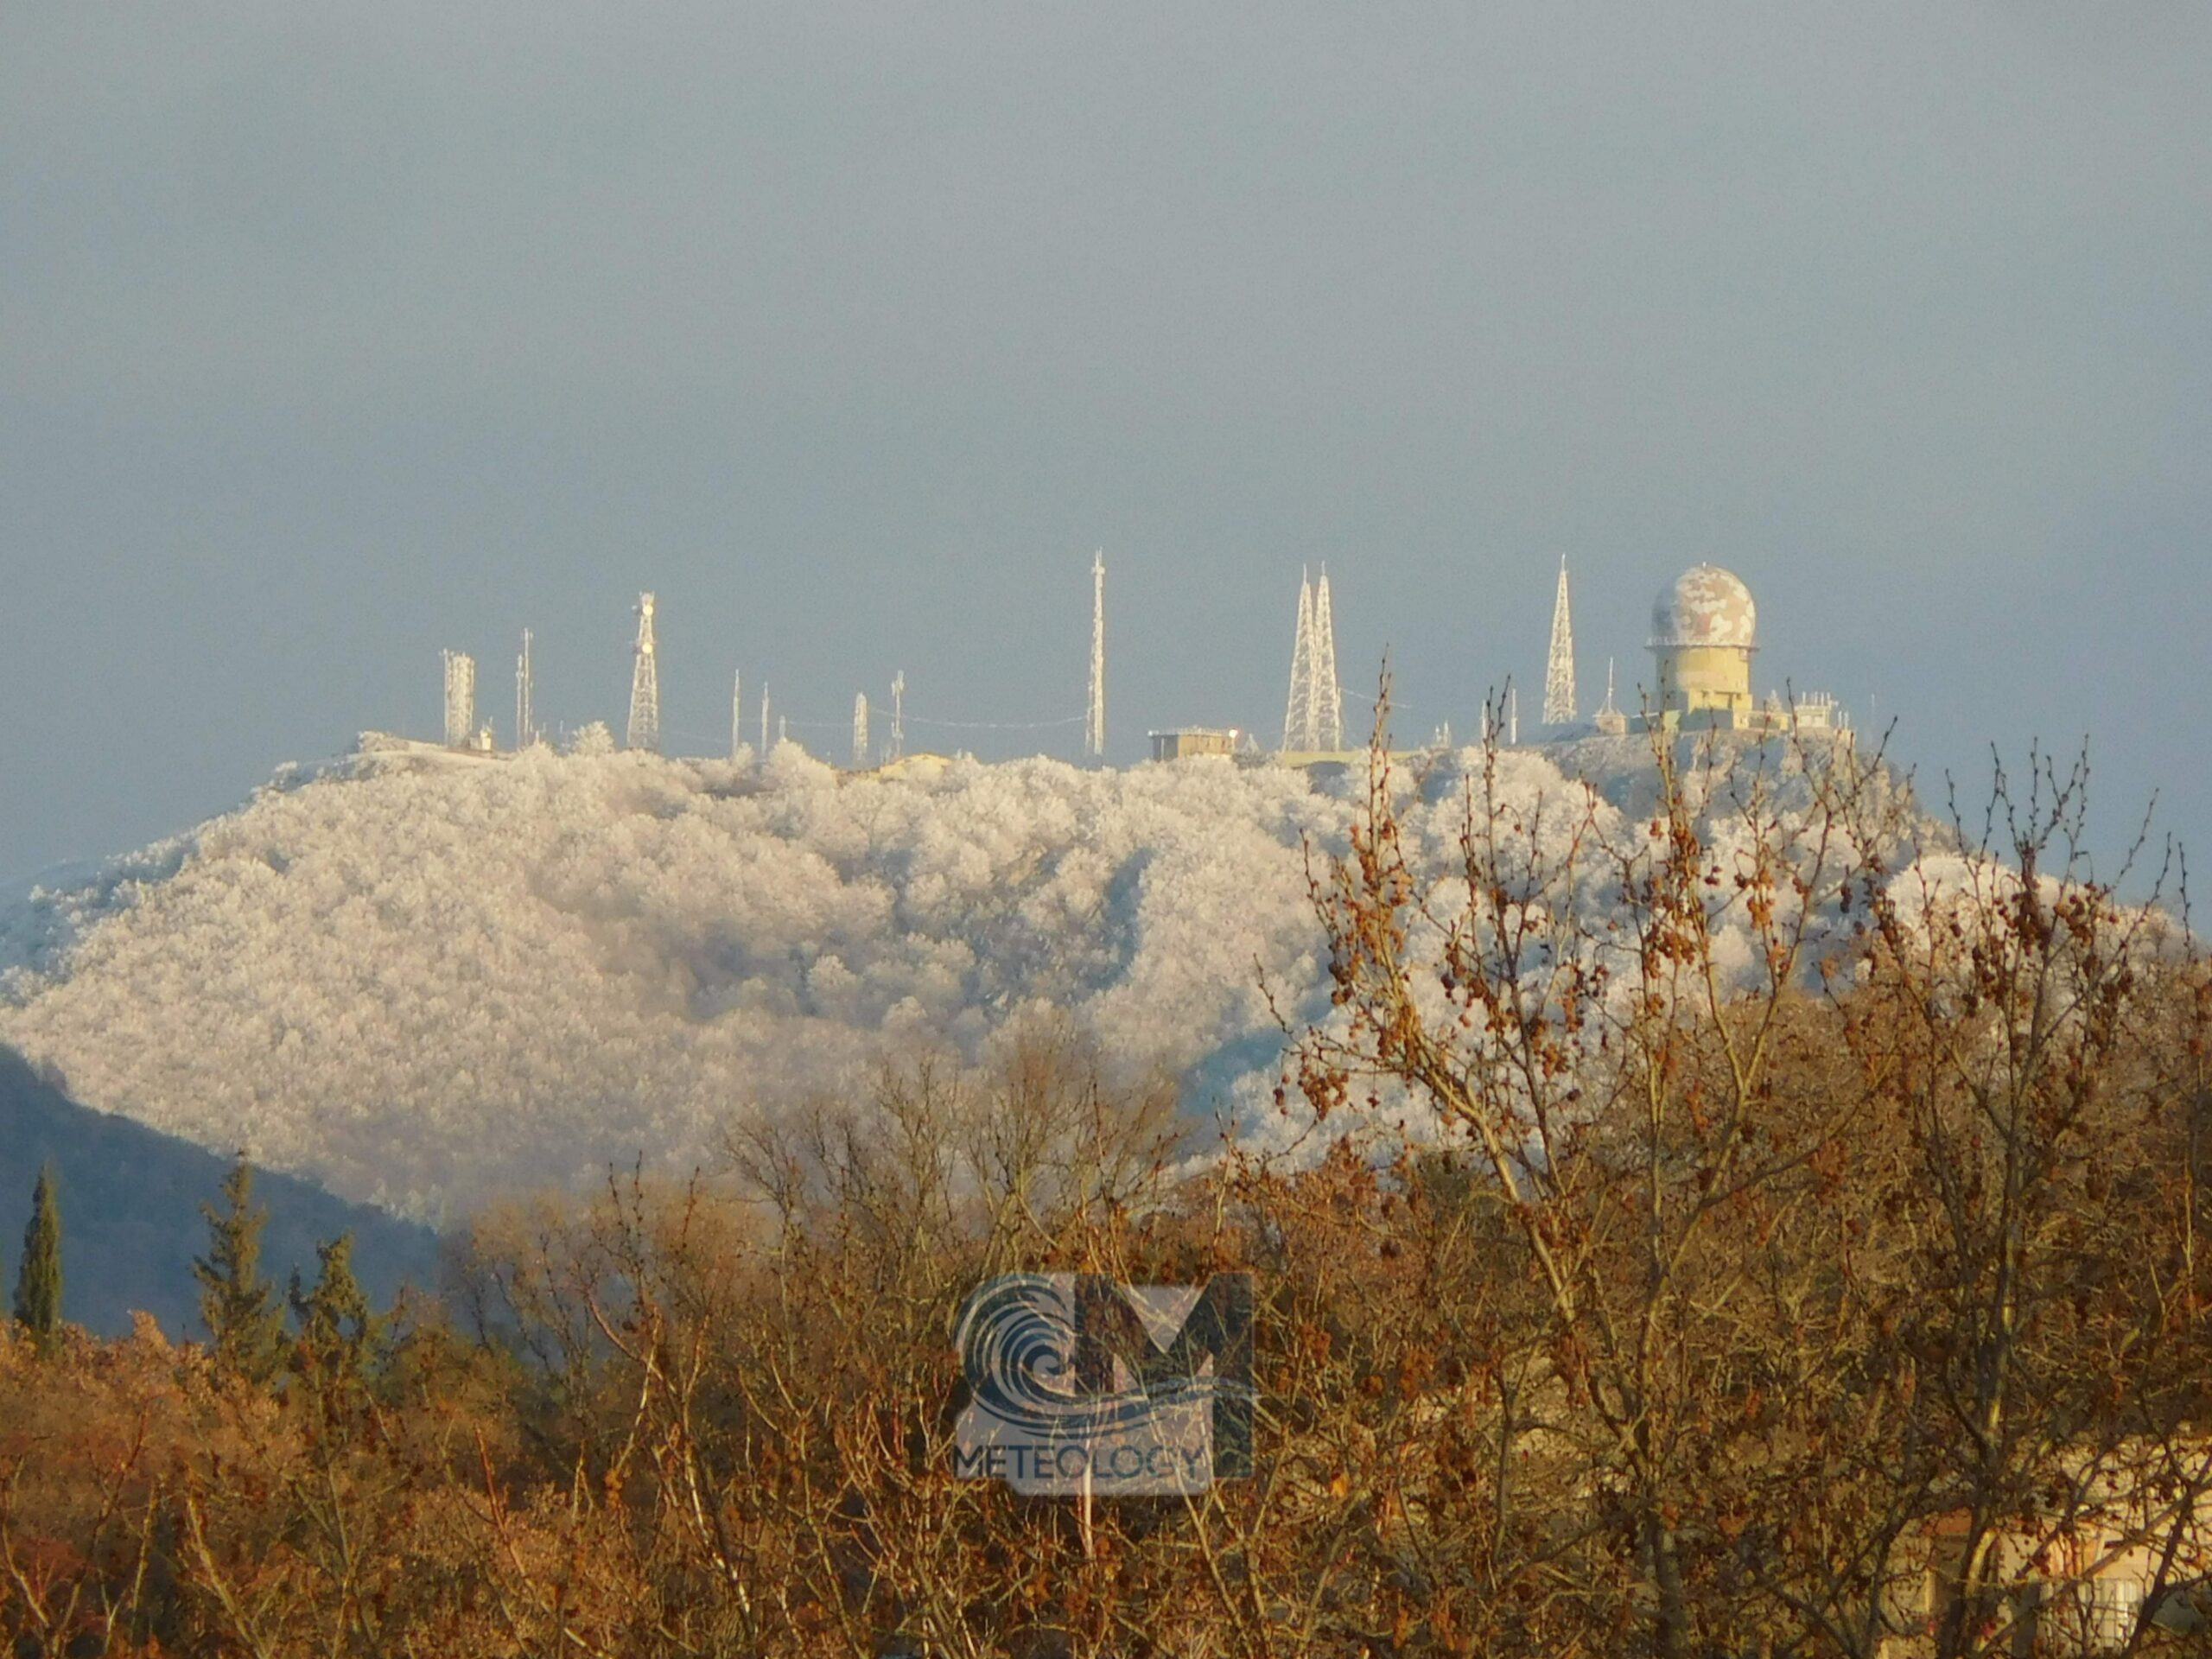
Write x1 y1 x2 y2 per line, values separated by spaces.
0 737 1940 1215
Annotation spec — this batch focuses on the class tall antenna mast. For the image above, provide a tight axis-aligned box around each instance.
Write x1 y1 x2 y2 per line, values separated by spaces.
1602 658 1618 718
731 671 743 760
514 629 534 750
890 671 906 761
853 693 869 768
442 650 475 747
1543 556 1577 726
1310 565 1343 751
1085 550 1106 760
760 683 771 755
1281 571 1314 750
1508 686 1518 746
626 592 660 752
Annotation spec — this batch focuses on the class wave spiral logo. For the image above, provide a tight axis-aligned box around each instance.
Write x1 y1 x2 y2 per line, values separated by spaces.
953 1272 1254 1496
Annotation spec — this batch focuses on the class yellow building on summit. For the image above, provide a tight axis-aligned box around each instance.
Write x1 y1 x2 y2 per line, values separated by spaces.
1643 564 1844 738
1652 563 1758 721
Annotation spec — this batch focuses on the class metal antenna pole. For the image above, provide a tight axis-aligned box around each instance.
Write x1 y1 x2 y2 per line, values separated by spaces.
515 630 534 749
1085 550 1107 760
626 592 660 752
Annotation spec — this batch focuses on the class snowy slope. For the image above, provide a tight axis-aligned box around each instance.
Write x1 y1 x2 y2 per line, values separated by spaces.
0 733 1916 1218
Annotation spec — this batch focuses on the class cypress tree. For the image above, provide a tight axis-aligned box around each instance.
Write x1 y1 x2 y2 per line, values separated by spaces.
194 1158 283 1380
13 1166 61 1351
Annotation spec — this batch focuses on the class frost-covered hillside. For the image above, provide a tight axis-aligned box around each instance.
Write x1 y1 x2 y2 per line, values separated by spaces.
0 734 1910 1218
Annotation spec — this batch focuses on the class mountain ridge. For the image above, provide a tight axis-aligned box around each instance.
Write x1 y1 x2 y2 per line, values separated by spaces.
0 1044 439 1338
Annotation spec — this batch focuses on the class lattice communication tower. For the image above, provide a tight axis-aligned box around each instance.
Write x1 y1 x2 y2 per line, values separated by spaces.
626 592 660 753
1543 556 1577 725
442 651 476 747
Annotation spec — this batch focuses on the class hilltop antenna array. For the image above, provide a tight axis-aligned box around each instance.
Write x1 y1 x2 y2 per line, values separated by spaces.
626 592 660 753
442 650 476 747
731 671 743 761
853 693 869 769
1281 568 1344 751
515 630 534 749
890 671 906 761
1543 556 1576 725
760 684 772 755
1085 550 1106 760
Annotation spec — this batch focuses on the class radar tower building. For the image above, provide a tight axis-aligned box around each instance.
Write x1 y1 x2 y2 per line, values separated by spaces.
1643 565 1847 739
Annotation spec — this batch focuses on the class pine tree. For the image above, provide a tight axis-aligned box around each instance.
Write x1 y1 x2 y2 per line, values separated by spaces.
13 1166 61 1351
195 1158 283 1380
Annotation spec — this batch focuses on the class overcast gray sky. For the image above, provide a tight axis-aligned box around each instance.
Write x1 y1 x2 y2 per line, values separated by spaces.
3 3 2208 887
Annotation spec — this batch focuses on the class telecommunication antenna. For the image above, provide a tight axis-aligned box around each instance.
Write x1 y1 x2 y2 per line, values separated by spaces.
779 715 788 747
514 630 534 749
1602 658 1618 719
1543 556 1577 725
760 684 772 754
1085 550 1106 760
626 592 660 752
731 671 743 760
890 671 906 761
1508 686 1518 746
1281 568 1344 751
1281 572 1314 750
442 651 475 747
853 693 869 769
1310 566 1343 751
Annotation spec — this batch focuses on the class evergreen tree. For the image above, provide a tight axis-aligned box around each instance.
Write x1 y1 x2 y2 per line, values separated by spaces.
12 1166 61 1351
194 1158 283 1380
289 1231 379 1399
